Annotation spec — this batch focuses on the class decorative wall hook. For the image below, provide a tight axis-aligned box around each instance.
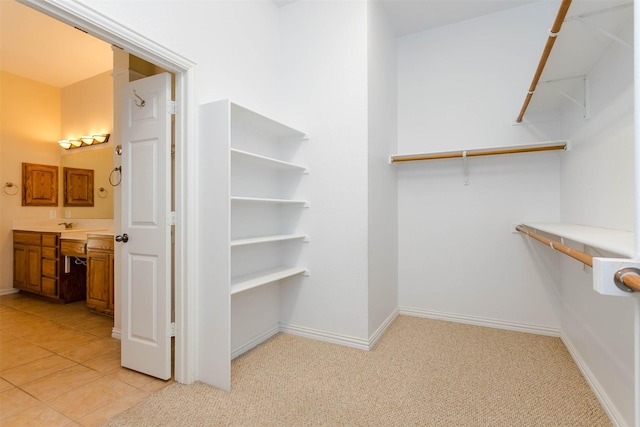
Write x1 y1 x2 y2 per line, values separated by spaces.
133 90 146 108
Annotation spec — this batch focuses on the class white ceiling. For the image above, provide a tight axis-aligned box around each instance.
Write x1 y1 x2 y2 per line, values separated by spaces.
0 0 112 88
0 0 539 88
376 0 539 37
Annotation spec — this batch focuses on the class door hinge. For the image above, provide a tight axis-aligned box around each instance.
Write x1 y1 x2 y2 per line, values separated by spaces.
170 322 176 337
169 211 176 226
168 101 176 115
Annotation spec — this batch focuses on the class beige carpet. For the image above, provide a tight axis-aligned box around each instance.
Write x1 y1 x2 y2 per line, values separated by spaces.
103 316 611 426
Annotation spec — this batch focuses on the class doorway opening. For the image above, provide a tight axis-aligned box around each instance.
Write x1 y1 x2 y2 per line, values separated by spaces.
17 0 196 384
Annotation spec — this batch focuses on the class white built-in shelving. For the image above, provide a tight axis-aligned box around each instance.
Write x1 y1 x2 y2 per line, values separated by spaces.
231 234 308 247
230 267 308 295
230 148 309 173
230 196 309 206
200 99 309 390
227 102 309 293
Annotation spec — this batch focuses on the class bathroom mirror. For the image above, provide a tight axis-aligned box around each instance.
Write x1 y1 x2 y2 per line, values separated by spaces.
60 147 114 218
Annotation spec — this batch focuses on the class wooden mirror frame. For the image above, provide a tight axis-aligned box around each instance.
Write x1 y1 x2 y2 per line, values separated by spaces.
22 163 59 206
63 167 94 207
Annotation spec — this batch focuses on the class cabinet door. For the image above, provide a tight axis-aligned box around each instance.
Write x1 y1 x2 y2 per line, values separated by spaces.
87 251 112 314
26 245 42 293
13 244 27 289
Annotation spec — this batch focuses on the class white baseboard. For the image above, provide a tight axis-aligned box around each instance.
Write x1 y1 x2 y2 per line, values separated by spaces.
0 288 19 296
111 327 121 340
561 330 628 427
231 323 280 359
280 323 370 351
399 306 560 337
280 309 399 351
369 307 399 349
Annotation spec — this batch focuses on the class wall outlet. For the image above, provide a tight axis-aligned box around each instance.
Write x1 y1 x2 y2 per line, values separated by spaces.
49 210 56 219
64 209 71 219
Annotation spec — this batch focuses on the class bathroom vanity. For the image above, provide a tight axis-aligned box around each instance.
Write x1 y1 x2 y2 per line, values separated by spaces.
13 226 114 315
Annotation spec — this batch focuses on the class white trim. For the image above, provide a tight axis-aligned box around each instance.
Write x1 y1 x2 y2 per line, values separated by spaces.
111 327 122 340
369 308 399 349
280 324 371 351
232 310 398 357
0 289 19 296
231 323 280 360
561 331 626 427
399 306 561 337
20 0 197 385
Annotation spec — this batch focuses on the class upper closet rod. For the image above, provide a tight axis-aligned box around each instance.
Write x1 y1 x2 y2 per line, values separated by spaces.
516 0 573 123
516 225 640 292
390 142 566 163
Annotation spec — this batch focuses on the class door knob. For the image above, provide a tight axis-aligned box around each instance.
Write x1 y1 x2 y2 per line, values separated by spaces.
115 233 129 243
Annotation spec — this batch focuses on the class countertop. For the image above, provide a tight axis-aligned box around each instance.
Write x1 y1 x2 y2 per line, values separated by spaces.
13 227 114 240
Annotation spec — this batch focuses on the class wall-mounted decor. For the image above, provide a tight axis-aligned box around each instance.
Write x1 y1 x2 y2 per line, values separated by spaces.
64 167 94 207
22 163 58 206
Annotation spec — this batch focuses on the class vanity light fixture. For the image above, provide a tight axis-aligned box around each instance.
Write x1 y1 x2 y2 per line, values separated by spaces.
58 133 110 150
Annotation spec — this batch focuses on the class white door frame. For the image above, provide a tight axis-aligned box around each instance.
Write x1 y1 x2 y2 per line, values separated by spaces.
19 0 197 384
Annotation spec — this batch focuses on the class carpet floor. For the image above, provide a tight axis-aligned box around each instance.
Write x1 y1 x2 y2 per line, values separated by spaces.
103 315 611 426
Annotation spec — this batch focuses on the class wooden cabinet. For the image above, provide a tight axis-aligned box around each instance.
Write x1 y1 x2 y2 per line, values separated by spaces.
86 234 114 315
41 233 59 297
13 231 86 303
13 232 42 293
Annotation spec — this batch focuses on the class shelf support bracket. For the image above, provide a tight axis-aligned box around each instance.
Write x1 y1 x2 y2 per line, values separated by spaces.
567 11 633 50
539 75 590 119
462 150 469 186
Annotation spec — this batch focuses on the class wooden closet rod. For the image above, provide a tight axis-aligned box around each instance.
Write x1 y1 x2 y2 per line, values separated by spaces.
516 0 573 123
390 143 566 163
516 225 640 292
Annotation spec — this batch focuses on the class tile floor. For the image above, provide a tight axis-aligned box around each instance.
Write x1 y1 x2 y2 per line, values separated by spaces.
0 292 171 426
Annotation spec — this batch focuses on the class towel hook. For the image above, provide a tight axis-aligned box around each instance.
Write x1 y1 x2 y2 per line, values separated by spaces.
133 90 146 108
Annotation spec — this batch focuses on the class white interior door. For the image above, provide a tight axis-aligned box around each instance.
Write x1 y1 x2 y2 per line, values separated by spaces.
119 72 172 380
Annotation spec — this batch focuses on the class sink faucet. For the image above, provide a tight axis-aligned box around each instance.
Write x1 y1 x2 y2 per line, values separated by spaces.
58 222 73 229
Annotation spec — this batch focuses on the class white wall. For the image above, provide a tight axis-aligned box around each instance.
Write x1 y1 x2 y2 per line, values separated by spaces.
278 0 371 343
367 1 398 340
397 3 564 333
557 14 635 426
82 0 283 114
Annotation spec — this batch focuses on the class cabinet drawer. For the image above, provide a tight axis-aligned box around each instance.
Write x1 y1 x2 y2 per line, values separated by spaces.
42 246 58 259
87 236 114 252
14 232 41 245
42 234 59 247
42 258 58 278
41 277 57 296
61 240 86 256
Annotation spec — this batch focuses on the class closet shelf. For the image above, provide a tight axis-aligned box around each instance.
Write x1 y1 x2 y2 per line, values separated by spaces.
231 267 307 295
231 148 309 173
231 234 308 247
231 196 309 206
231 103 307 140
390 141 567 163
520 222 634 258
